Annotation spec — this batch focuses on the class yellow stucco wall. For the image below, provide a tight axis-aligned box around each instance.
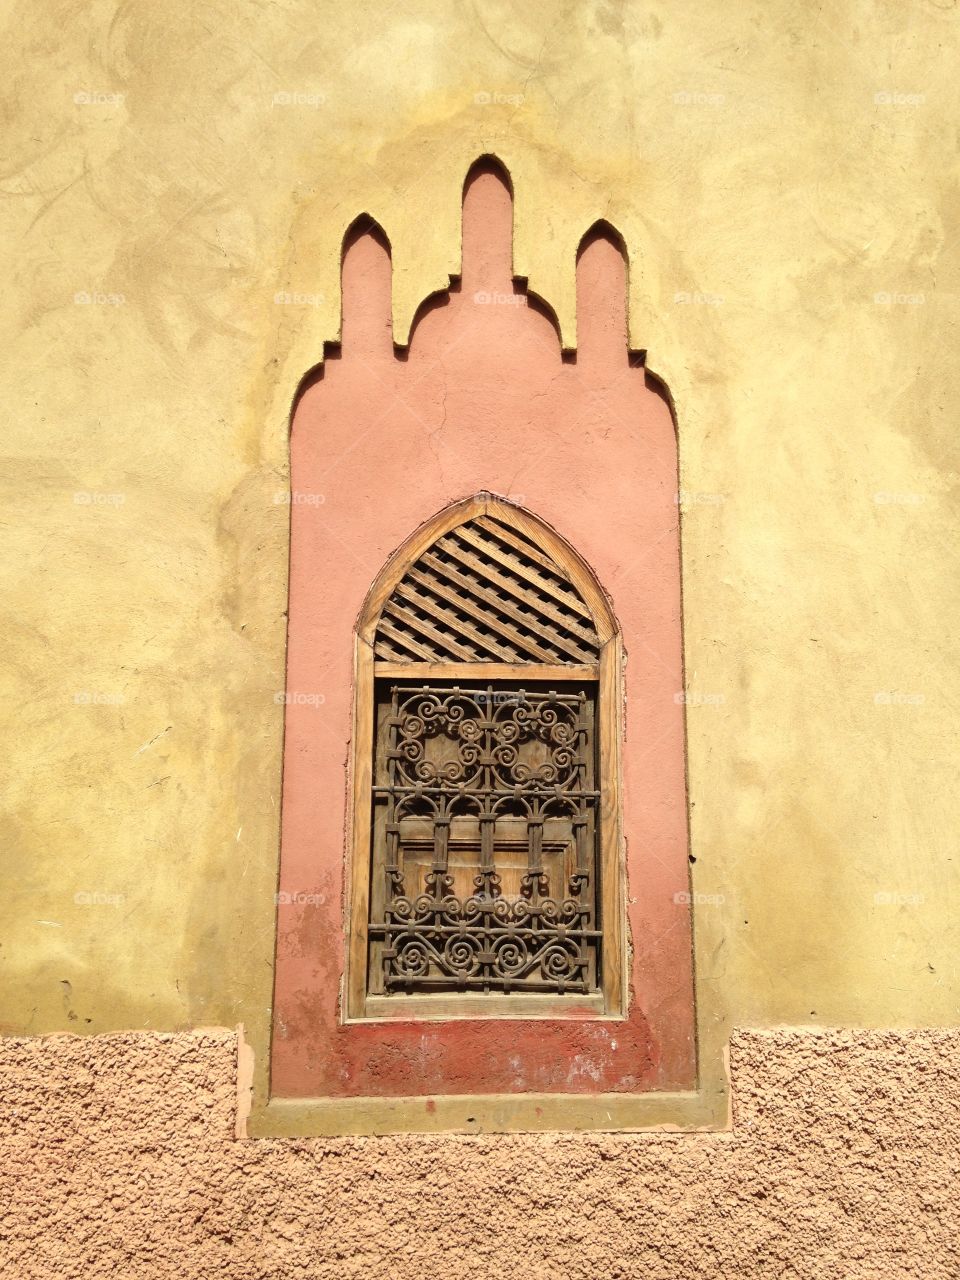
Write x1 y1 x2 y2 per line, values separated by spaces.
2 0 958 1073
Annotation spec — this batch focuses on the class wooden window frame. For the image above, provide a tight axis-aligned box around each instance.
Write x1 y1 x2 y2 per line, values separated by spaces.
344 493 624 1023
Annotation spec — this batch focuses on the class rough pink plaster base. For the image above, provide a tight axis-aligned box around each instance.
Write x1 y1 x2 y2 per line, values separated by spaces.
3 1028 959 1278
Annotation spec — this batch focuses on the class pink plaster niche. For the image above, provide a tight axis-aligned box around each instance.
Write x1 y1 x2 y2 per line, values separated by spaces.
271 159 695 1099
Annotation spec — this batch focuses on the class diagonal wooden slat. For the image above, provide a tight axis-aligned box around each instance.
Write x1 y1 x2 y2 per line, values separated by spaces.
454 524 593 621
375 616 440 662
418 553 592 663
372 634 414 662
407 565 561 663
420 548 594 648
473 515 564 576
394 580 521 662
374 516 602 666
434 535 598 660
383 599 480 661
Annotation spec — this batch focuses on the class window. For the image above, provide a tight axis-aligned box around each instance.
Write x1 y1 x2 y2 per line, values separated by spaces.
267 163 698 1122
346 493 623 1020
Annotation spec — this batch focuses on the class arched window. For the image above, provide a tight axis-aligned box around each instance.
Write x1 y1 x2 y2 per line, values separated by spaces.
267 156 697 1122
345 492 623 1021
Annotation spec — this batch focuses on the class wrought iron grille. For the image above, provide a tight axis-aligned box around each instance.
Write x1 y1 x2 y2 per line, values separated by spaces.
368 682 600 996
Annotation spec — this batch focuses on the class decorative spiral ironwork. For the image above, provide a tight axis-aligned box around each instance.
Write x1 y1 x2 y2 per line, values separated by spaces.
392 688 582 792
371 683 600 995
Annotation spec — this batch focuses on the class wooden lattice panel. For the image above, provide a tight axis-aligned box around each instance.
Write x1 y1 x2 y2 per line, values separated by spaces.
373 515 601 664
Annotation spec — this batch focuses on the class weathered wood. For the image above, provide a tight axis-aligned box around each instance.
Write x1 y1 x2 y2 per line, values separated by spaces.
450 523 594 622
381 598 480 661
372 510 601 665
420 551 575 661
473 513 561 575
394 578 520 661
374 661 600 681
376 614 441 662
408 564 556 662
363 992 605 1020
433 534 597 660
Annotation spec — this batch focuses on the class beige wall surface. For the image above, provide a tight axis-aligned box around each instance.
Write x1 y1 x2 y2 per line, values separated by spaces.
1 0 958 1061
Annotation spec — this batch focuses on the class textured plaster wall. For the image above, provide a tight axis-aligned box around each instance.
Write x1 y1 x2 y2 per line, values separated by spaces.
272 169 695 1106
2 0 959 1079
3 1027 960 1277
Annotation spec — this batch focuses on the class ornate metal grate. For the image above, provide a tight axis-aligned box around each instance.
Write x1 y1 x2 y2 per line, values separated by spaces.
373 515 600 665
368 683 600 996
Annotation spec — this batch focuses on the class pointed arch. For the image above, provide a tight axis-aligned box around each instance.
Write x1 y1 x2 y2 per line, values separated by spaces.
462 153 514 197
358 493 617 659
341 211 391 253
577 217 628 261
346 494 624 1021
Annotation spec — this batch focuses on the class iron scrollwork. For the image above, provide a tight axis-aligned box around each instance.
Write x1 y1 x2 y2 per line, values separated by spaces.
369 684 600 996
